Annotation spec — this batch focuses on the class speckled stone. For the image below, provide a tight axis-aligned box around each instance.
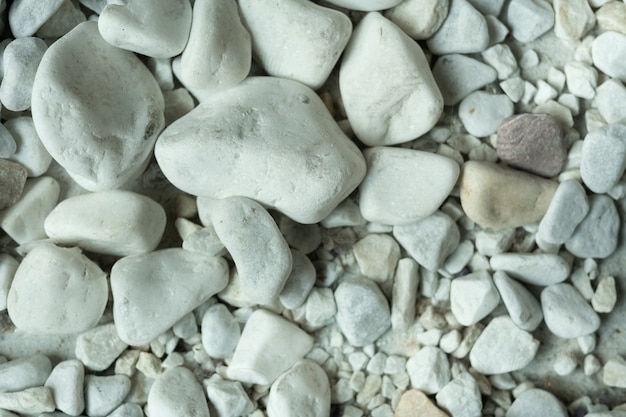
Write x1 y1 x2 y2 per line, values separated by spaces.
496 114 567 177
0 159 27 210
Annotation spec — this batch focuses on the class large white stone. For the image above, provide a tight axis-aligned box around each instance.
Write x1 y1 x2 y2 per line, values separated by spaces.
155 76 365 224
44 190 166 257
435 372 482 417
7 243 108 334
239 0 351 89
111 249 229 345
358 147 459 225
503 0 555 43
148 367 209 417
31 21 164 191
0 354 51 394
84 375 131 417
98 0 191 58
340 12 443 146
267 360 330 417
201 303 241 360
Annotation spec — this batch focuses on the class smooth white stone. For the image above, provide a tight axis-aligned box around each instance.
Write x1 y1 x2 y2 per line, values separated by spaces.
228 309 313 385
340 12 443 146
481 44 518 80
393 211 460 271
565 194 620 259
533 80 558 105
0 37 46 111
210 197 292 305
85 375 131 417
459 91 514 137
335 277 391 347
111 249 229 346
323 0 403 11
99 0 191 58
490 253 570 286
44 360 84 416
8 243 107 334
450 270 500 326
591 275 617 313
8 0 64 37
267 360 330 417
279 250 316 310
406 346 450 394
503 0 554 43
353 234 400 282
0 387 55 414
506 389 567 417
439 330 461 353
155 77 365 224
44 190 166 257
443 239 474 274
532 100 574 128
469 316 539 374
592 31 626 81
486 15 509 45
385 0 449 40
595 79 626 124
427 0 489 55
359 147 459 225
6 117 52 177
240 0 350 89
583 355 601 377
541 283 600 338
391 258 419 331
537 180 589 245
433 54 497 106
304 287 336 329
493 271 543 332
475 228 514 256
580 125 626 194
36 0 87 39
553 352 577 376
0 354 51 394
178 0 250 89
146 57 174 91
554 0 595 40
75 323 128 372
201 303 240 360
564 61 598 99
435 372 482 417
577 334 596 355
0 254 18 311
205 376 255 417
172 312 196 340
603 357 626 388
32 22 164 191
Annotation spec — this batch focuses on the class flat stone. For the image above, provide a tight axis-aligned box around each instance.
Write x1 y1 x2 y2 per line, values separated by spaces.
506 389 568 417
496 114 567 177
267 360 330 417
205 376 255 417
0 387 55 415
554 0 595 40
537 180 589 244
493 271 543 331
228 309 313 385
148 367 209 417
406 346 450 394
596 2 626 35
110 248 229 345
564 61 598 100
44 360 84 416
385 0 449 40
8 244 107 334
503 0 554 43
239 0 350 89
279 250 316 310
565 194 620 259
580 124 626 194
31 21 164 191
435 372 482 417
0 37 47 111
6 117 52 177
432 54 497 106
595 79 626 124
391 258 419 331
8 0 64 37
459 161 558 229
84 375 131 417
201 303 240 360
541 283 600 338
393 211 460 271
98 0 191 58
44 190 166 257
0 354 51 394
155 76 365 224
358 147 459 225
592 31 626 81
340 12 443 146
459 91 514 138
394 389 449 417
210 197 292 305
75 323 128 372
322 0 403 11
490 253 570 286
335 277 391 347
427 0 489 55
450 270 500 326
0 159 27 210
469 316 539 374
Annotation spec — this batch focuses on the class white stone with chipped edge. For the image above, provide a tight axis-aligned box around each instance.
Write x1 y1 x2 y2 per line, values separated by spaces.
541 283 600 338
481 44 517 80
493 271 543 332
450 270 500 326
353 234 400 282
44 359 84 416
435 372 482 417
592 31 626 81
0 387 55 415
490 253 570 286
205 375 255 417
591 276 617 313
427 0 489 55
406 346 450 394
75 323 128 372
554 0 595 41
8 0 64 37
148 367 209 417
565 61 598 100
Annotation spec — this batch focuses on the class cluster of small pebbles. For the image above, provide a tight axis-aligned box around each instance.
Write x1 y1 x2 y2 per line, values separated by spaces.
1 0 626 417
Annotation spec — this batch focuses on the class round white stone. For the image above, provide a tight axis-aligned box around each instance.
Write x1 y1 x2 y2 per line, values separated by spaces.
267 360 330 417
541 283 600 338
592 31 626 81
459 91 514 137
201 303 240 360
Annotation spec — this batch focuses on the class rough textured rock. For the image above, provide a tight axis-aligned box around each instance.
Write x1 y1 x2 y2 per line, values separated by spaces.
0 159 27 210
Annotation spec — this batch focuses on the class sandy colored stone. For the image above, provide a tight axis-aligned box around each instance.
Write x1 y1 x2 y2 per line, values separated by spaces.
395 390 449 417
460 161 558 229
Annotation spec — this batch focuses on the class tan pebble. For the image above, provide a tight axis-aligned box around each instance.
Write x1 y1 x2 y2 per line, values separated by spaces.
596 2 626 36
460 161 558 229
394 389 449 417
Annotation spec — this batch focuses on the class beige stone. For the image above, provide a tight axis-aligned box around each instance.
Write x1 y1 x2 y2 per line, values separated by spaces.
394 390 449 417
460 161 558 229
596 2 626 35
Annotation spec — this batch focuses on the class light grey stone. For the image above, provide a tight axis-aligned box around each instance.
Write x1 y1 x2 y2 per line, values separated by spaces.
391 258 419 331
541 283 600 338
489 253 570 286
427 0 489 55
481 44 518 80
36 0 86 39
592 31 626 81
75 323 128 372
435 372 482 417
565 194 620 259
406 346 450 394
0 387 55 414
0 37 47 111
0 354 51 394
503 0 554 43
147 367 209 417
493 271 543 331
267 360 330 417
201 303 240 360
353 234 401 282
323 0 403 11
506 389 567 417
279 250 316 310
44 360 84 416
565 61 598 100
385 0 449 40
107 403 144 417
537 180 589 245
485 15 509 45
205 376 255 417
450 270 500 326
554 0 595 40
305 287 337 329
8 0 64 37
85 375 131 417
0 124 16 159
433 54 497 106
6 117 52 177
595 79 626 124
459 91 514 137
580 124 626 194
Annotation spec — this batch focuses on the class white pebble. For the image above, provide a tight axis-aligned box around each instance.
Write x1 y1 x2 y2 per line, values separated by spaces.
553 0 595 41
490 253 570 286
486 15 509 45
228 309 313 385
406 346 450 394
534 80 558 105
435 372 482 417
84 374 131 417
603 357 626 388
506 389 568 417
532 100 574 128
385 0 449 40
147 367 209 417
553 352 577 376
340 12 443 146
537 180 589 245
565 194 620 259
450 270 499 326
36 0 87 39
0 354 51 394
578 334 596 354
541 283 600 338
481 44 518 80
305 287 337 329
564 61 598 99
163 88 195 125
592 31 626 81
268 360 330 417
432 53 497 106
427 0 489 54
470 316 539 374
580 125 626 194
442 238 472 273
353 234 400 282
8 0 64 37
595 79 626 124
571 267 594 301
111 249 229 345
503 0 554 42
279 250 316 310
475 228 514 256
0 37 46 111
98 0 191 58
321 198 367 228
440 329 461 354
75 323 128 372
44 359 84 416
391 258 419 331
493 271 543 332
108 403 144 417
0 387 55 415
459 91 514 137
205 375 255 417
583 355 601 376
8 243 107 334
591 276 617 313
5 117 52 177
